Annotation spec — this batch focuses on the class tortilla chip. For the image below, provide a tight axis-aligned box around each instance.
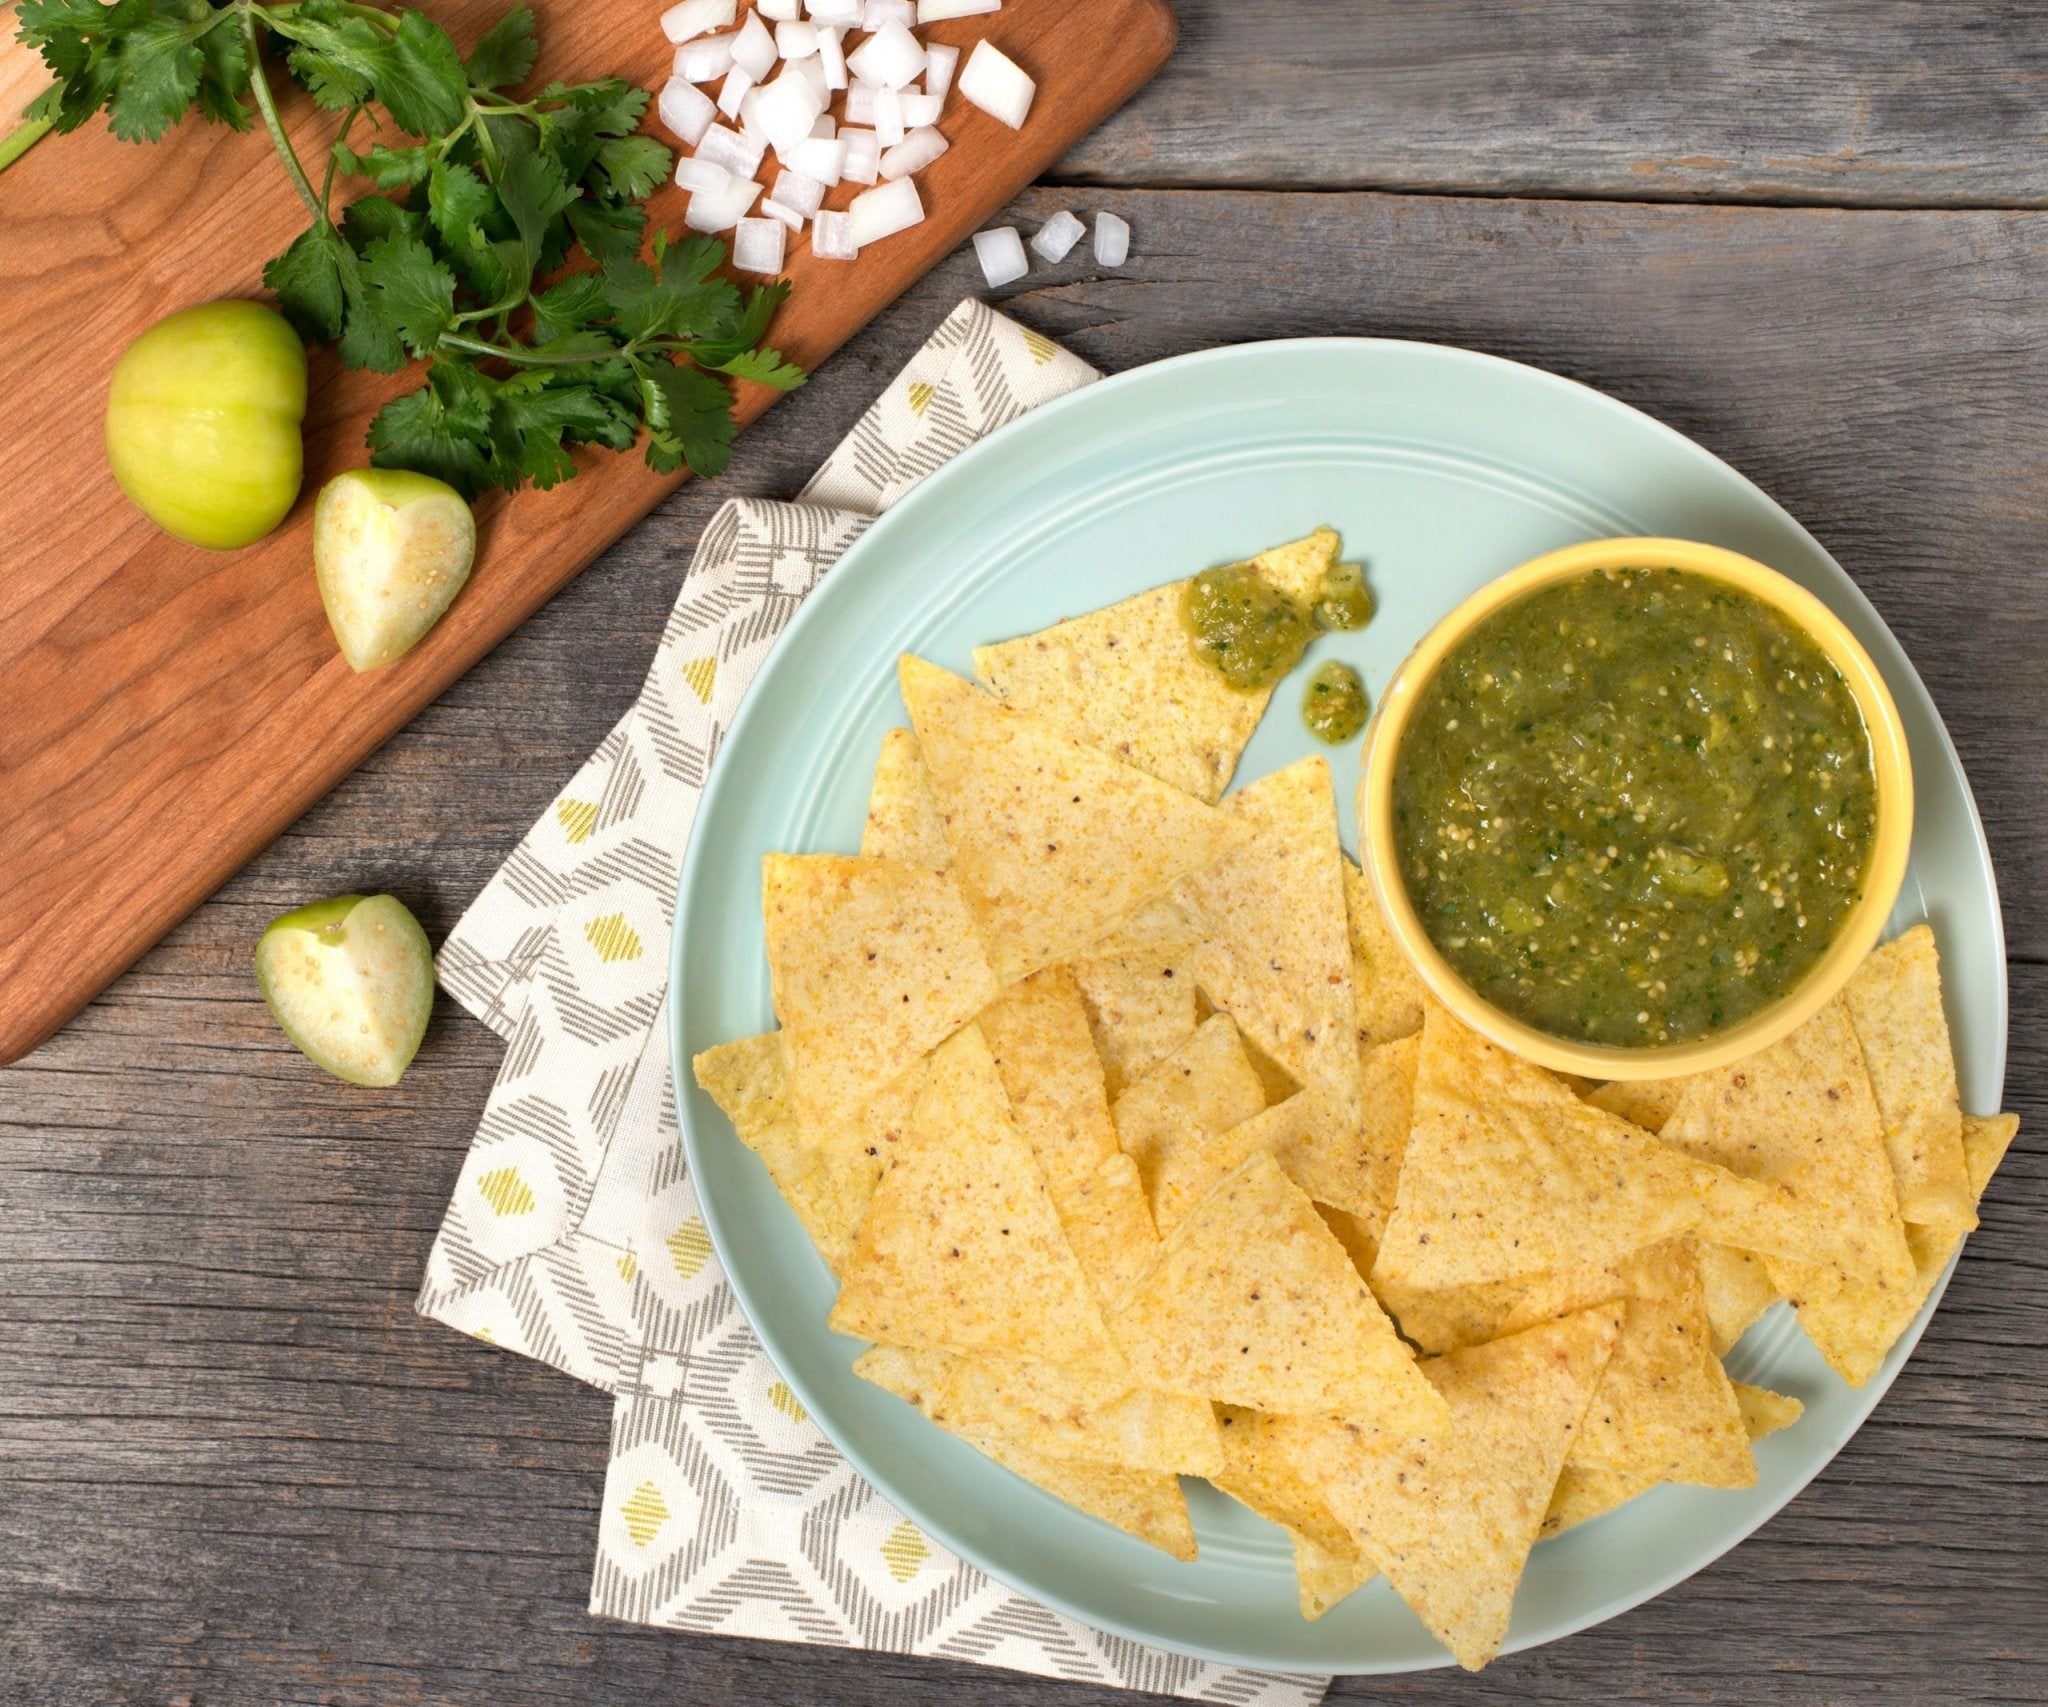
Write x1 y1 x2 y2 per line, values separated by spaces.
1212 1404 1379 1617
1069 951 1200 1098
1108 1150 1447 1430
930 1353 1224 1476
970 585 1268 805
1733 1382 1804 1441
1963 1111 2020 1198
1342 858 1427 1048
830 1026 1109 1364
1374 1006 1788 1290
1287 1305 1624 1670
1295 1535 1379 1620
1248 525 1341 605
1060 1152 1161 1312
763 852 998 1137
1698 1245 1779 1354
854 1347 1197 1560
1113 1014 1269 1234
1085 895 1205 959
898 656 1244 983
1317 1202 1382 1280
1843 926 1974 1229
1583 1076 1687 1135
979 966 1119 1206
1178 758 1361 1130
860 727 952 868
1237 1032 1305 1105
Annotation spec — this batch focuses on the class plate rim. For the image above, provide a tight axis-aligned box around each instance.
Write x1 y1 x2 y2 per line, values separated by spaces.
668 333 2008 1675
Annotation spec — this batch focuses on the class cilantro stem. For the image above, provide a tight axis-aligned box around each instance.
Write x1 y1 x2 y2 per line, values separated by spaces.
320 105 363 216
240 2 328 228
0 116 52 175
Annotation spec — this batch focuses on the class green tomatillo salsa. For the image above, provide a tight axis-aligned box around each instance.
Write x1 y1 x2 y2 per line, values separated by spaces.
1391 566 1878 1048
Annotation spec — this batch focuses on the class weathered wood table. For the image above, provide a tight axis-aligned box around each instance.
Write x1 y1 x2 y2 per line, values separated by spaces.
4 4 2044 1701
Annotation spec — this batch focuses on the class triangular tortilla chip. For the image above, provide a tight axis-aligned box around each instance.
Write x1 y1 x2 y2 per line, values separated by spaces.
1286 1306 1624 1670
830 1026 1109 1364
1179 758 1360 1131
1248 525 1341 605
927 1352 1224 1476
763 852 998 1137
1963 1111 2020 1198
979 966 1119 1206
1842 925 1974 1229
1059 1152 1160 1312
693 1034 921 1272
1343 857 1426 1049
1084 895 1205 960
853 1349 1197 1559
898 656 1243 983
1374 1006 1789 1290
860 727 952 868
1213 1404 1378 1617
1698 1245 1779 1354
1108 1150 1447 1430
1069 950 1200 1098
1734 1382 1804 1441
1113 1013 1268 1233
1295 1535 1379 1621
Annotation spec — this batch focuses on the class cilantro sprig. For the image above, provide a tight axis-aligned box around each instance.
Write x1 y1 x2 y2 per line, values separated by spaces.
14 0 803 494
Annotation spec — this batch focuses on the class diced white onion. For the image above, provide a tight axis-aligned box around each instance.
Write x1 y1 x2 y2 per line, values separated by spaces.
685 173 762 232
738 85 767 139
847 175 925 246
846 20 924 89
842 80 878 125
880 125 947 180
874 84 906 147
716 64 756 118
958 39 1033 128
733 216 787 274
1093 210 1130 267
805 0 862 22
787 133 847 184
770 168 829 217
900 90 942 127
916 0 997 19
751 69 828 154
816 25 848 89
809 113 838 138
838 126 881 184
658 76 718 145
758 0 800 17
972 226 1028 287
1028 207 1083 262
862 0 914 24
661 0 737 46
673 30 736 82
811 208 857 260
921 41 958 99
761 199 805 230
790 52 829 99
672 153 735 194
696 123 766 177
775 18 819 58
731 11 778 78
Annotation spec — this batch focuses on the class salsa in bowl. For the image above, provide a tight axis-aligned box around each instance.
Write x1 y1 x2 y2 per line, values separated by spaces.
1358 537 1913 1080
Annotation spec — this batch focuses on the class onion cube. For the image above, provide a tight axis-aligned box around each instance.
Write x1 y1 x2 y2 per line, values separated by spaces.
674 30 737 82
788 133 847 183
874 84 906 147
1093 210 1130 267
843 80 878 125
775 18 818 56
658 76 718 145
717 64 756 117
805 0 862 22
816 25 848 88
758 0 800 16
731 11 778 78
847 176 925 247
863 0 914 24
673 154 735 194
761 199 804 230
880 125 948 180
900 90 942 127
846 21 925 89
811 208 857 260
697 122 766 177
972 226 1028 288
959 39 1033 128
790 52 829 99
751 69 827 154
839 126 881 184
917 0 997 19
921 41 959 98
770 169 829 218
733 216 787 274
1028 208 1084 263
685 174 761 232
661 0 737 46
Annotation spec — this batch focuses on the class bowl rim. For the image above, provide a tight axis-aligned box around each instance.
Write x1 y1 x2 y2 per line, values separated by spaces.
1357 535 1915 1081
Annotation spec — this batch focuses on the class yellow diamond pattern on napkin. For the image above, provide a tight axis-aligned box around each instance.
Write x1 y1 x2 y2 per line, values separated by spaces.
681 656 717 705
583 911 644 963
616 1253 638 1284
555 798 599 845
477 1167 536 1216
1020 328 1058 366
906 379 935 416
767 1380 808 1423
621 1479 669 1547
666 1217 712 1280
881 1520 929 1583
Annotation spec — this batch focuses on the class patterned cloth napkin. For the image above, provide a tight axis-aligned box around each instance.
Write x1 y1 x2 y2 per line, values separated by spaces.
419 298 1329 1705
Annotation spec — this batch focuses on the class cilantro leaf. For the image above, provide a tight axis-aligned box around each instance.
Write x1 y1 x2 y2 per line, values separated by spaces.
639 359 736 479
489 379 624 489
487 145 578 305
368 365 495 496
465 4 535 90
105 15 203 143
370 8 468 137
264 222 349 344
564 198 645 272
595 134 671 204
530 271 612 341
191 12 252 128
359 230 456 355
715 347 807 392
336 139 432 189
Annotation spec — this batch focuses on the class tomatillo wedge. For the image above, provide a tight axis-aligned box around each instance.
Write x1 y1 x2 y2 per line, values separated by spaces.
105 299 308 549
255 894 434 1086
313 468 478 672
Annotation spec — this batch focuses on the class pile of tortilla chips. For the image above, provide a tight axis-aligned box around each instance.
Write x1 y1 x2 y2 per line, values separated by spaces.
695 530 2020 1672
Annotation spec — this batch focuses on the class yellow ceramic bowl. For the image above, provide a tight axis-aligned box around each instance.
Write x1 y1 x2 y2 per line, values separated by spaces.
1358 537 1914 1081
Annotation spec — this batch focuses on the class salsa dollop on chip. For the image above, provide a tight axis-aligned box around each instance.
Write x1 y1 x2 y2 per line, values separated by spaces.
1391 566 1878 1048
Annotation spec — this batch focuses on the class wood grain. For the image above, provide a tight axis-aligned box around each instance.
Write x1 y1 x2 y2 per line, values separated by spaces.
2 184 2043 1706
0 0 1174 1066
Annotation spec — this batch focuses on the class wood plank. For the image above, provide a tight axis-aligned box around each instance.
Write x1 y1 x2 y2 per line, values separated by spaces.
0 0 1174 1066
1 186 2043 1702
1055 0 2048 208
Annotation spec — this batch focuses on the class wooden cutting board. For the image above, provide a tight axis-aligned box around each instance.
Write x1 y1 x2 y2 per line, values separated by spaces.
0 0 1174 1064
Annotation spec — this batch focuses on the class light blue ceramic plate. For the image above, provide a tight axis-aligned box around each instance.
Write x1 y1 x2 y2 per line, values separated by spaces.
670 339 2006 1674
